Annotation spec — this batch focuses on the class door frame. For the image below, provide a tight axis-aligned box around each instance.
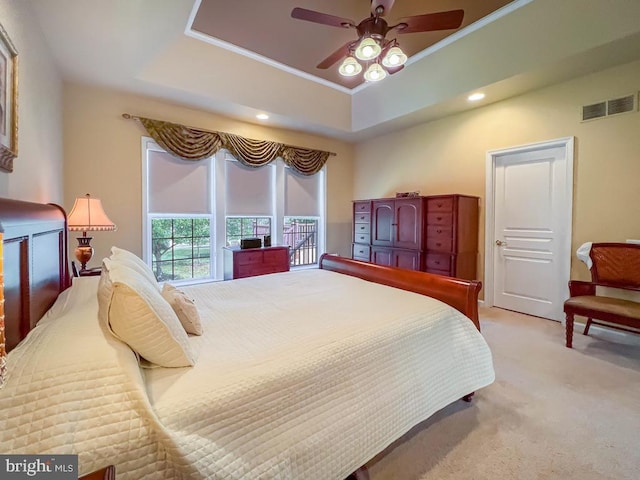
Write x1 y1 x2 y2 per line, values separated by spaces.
483 136 574 317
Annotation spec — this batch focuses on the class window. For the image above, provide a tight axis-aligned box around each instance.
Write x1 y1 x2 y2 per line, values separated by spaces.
284 217 318 266
151 217 211 281
143 140 325 281
226 217 271 246
224 158 274 248
283 166 323 266
144 142 214 283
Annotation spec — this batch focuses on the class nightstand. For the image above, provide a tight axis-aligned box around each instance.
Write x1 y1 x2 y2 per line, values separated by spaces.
79 465 115 480
71 261 102 277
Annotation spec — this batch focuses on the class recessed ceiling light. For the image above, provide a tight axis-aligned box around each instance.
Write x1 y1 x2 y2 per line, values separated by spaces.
468 93 485 102
256 113 269 120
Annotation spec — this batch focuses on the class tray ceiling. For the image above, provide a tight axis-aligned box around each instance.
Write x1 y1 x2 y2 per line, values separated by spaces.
28 0 640 141
190 0 514 90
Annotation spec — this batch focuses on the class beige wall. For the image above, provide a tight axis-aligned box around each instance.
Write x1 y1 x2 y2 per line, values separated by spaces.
0 0 63 202
354 59 640 283
63 83 355 265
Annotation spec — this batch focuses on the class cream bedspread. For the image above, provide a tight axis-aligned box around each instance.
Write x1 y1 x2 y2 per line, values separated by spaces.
0 269 494 479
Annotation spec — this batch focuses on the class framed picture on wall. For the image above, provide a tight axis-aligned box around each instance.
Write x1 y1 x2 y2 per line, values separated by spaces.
0 21 18 173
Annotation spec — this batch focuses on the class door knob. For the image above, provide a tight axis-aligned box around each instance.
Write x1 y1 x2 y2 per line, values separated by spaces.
495 240 507 246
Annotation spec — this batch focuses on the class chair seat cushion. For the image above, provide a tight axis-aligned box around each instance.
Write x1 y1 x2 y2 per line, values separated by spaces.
564 295 640 320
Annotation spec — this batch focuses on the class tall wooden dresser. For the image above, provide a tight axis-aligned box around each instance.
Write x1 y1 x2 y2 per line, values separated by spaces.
352 194 479 280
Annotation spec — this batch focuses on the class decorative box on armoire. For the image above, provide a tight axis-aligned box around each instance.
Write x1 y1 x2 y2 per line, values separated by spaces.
351 194 479 280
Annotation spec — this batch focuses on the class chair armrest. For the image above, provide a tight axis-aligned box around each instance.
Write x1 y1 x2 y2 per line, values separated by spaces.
568 280 596 297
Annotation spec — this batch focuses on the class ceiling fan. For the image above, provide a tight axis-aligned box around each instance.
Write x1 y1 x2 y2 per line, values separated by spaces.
291 0 464 82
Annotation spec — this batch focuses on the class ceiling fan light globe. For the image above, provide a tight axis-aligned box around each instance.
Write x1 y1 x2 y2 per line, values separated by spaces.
382 46 407 68
338 57 362 77
355 37 381 61
364 63 387 82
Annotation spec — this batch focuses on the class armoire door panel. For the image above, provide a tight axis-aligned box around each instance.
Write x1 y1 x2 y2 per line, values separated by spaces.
394 198 423 250
371 201 394 246
394 249 421 271
371 246 393 266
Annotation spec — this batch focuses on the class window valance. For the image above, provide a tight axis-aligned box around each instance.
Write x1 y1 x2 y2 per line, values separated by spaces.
123 114 334 176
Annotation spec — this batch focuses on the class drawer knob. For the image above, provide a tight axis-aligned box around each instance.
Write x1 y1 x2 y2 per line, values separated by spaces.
435 260 440 265
436 242 441 247
437 216 442 221
360 226 365 230
437 203 442 207
437 229 442 234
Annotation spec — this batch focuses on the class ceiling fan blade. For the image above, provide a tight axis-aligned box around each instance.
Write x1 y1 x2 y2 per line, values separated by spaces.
371 0 395 16
316 41 353 69
396 9 464 34
291 7 355 28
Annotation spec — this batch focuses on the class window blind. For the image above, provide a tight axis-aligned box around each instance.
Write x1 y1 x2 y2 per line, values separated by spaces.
284 166 321 216
225 157 274 216
148 150 210 214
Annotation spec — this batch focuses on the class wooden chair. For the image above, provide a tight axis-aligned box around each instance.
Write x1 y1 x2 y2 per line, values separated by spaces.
564 242 640 348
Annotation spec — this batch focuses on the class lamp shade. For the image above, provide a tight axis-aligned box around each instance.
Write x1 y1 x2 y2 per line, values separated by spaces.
355 37 381 61
364 63 387 82
68 194 116 232
338 56 362 77
382 46 407 68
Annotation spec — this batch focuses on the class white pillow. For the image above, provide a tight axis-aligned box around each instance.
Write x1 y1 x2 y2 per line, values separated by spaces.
162 283 203 335
97 261 114 328
103 259 195 367
110 246 159 288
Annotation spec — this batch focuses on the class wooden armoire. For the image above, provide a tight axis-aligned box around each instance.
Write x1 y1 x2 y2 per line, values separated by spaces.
352 194 479 280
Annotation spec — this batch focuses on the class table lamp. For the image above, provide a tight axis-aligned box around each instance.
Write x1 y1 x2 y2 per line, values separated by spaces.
67 193 116 270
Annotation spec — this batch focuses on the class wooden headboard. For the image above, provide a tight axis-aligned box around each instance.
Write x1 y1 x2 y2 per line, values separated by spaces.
0 197 69 353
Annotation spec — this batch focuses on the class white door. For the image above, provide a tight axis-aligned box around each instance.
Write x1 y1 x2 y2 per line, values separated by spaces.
486 138 573 321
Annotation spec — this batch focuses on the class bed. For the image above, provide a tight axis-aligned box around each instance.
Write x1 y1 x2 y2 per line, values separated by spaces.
0 198 495 479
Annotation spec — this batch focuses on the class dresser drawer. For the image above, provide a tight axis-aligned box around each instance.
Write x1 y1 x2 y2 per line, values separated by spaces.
236 264 282 278
354 212 370 223
353 232 370 244
425 267 452 277
352 244 370 260
425 253 451 271
263 249 288 265
427 197 454 212
427 212 453 226
354 223 370 235
236 250 264 265
427 225 452 238
427 237 453 252
354 201 371 213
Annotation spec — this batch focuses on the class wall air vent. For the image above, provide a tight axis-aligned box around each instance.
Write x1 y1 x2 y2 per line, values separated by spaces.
581 93 637 122
607 94 635 116
582 102 606 121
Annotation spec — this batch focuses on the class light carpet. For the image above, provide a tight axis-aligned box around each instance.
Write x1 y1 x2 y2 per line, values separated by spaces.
363 307 640 480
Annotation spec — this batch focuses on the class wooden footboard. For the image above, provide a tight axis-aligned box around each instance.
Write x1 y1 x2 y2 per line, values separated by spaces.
319 254 482 331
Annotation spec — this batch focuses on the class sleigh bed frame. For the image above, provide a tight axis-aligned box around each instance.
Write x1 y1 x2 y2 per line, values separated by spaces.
0 197 482 355
0 197 485 479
